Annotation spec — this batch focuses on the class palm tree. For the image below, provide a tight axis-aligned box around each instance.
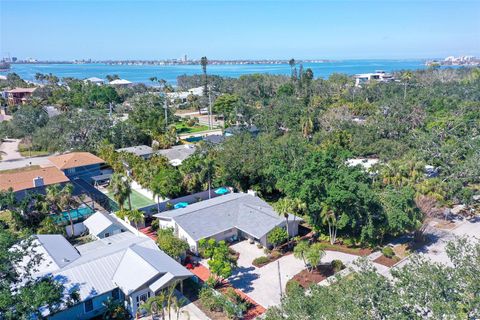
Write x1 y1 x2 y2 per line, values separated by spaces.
401 71 413 100
305 243 326 272
288 58 296 80
274 198 294 238
293 240 310 267
108 173 132 210
200 56 211 128
46 183 76 236
320 203 337 245
125 209 144 230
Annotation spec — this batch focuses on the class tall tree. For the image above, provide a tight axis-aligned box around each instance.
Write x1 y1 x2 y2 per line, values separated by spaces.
108 173 132 210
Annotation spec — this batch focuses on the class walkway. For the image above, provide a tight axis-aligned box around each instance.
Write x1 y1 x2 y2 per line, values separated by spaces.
139 226 158 241
189 264 266 320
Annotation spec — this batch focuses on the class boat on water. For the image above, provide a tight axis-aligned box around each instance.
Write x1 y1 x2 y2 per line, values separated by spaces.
0 60 11 72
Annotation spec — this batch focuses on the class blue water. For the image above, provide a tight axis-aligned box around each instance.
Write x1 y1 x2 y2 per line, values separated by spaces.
2 60 428 84
52 206 94 224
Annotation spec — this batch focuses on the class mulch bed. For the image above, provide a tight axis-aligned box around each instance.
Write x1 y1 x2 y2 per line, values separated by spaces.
373 255 400 267
292 265 336 288
319 242 372 256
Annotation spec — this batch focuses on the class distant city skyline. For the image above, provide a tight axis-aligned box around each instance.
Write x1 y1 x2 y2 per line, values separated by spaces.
1 0 479 60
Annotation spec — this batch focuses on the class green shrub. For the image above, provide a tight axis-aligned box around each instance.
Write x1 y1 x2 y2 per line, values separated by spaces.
318 234 330 242
270 250 282 259
205 276 219 288
342 238 355 247
252 256 270 266
331 259 345 272
285 279 303 296
150 219 159 231
382 246 395 258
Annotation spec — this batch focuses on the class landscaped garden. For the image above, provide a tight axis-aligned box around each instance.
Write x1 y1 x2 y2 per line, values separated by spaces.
175 119 209 134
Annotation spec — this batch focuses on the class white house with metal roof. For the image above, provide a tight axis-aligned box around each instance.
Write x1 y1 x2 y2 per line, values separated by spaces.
26 232 191 319
154 193 303 252
83 211 126 239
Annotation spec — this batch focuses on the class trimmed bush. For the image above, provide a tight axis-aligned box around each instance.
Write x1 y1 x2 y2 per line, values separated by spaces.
270 250 282 259
150 219 159 231
382 246 395 258
285 279 303 295
331 259 345 272
252 256 270 266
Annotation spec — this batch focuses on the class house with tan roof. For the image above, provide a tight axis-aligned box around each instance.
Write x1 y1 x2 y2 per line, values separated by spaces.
0 166 69 192
49 152 105 182
6 87 37 106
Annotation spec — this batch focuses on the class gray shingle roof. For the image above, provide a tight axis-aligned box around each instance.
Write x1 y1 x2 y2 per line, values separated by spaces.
116 145 154 157
155 193 299 241
156 145 196 165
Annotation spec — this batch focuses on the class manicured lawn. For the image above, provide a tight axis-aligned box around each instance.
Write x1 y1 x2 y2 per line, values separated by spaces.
175 122 209 134
106 189 156 209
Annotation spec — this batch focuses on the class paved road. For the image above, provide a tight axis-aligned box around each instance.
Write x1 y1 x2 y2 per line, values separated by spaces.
0 155 53 171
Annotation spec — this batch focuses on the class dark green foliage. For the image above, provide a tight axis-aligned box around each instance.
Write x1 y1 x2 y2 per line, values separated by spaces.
331 259 345 272
381 246 395 259
266 238 480 320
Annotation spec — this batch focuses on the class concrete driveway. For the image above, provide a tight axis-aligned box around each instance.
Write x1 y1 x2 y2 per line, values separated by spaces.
229 241 385 308
0 139 22 161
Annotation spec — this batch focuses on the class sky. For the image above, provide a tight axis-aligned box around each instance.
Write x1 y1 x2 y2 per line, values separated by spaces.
1 0 479 60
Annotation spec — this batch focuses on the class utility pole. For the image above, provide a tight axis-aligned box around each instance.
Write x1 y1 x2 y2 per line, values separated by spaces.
277 260 283 304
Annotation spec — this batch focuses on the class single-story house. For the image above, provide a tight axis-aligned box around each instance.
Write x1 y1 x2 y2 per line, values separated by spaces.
0 166 70 192
109 79 132 87
26 232 191 319
116 145 154 159
83 211 126 239
154 193 303 252
83 77 104 85
49 152 105 182
156 145 196 166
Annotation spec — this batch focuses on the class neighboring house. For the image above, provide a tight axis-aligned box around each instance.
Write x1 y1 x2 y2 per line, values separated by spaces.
83 211 126 239
354 71 394 87
49 152 105 182
154 193 303 252
224 124 259 137
6 87 37 106
43 105 61 118
156 145 196 166
166 86 204 104
26 232 191 319
0 166 70 192
83 77 105 85
109 79 133 87
116 145 154 159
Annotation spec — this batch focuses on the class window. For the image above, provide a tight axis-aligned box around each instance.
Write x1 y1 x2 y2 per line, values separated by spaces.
84 299 93 313
112 288 120 300
104 232 110 238
136 292 150 308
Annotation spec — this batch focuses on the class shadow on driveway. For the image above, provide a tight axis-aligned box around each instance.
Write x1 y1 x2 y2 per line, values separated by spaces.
228 266 259 293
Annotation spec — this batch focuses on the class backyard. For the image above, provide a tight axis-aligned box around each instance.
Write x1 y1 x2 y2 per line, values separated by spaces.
175 122 210 134
105 189 156 209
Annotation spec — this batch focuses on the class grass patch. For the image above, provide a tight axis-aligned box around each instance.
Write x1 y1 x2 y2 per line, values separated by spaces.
18 143 49 157
106 189 156 209
0 165 41 174
175 122 209 134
